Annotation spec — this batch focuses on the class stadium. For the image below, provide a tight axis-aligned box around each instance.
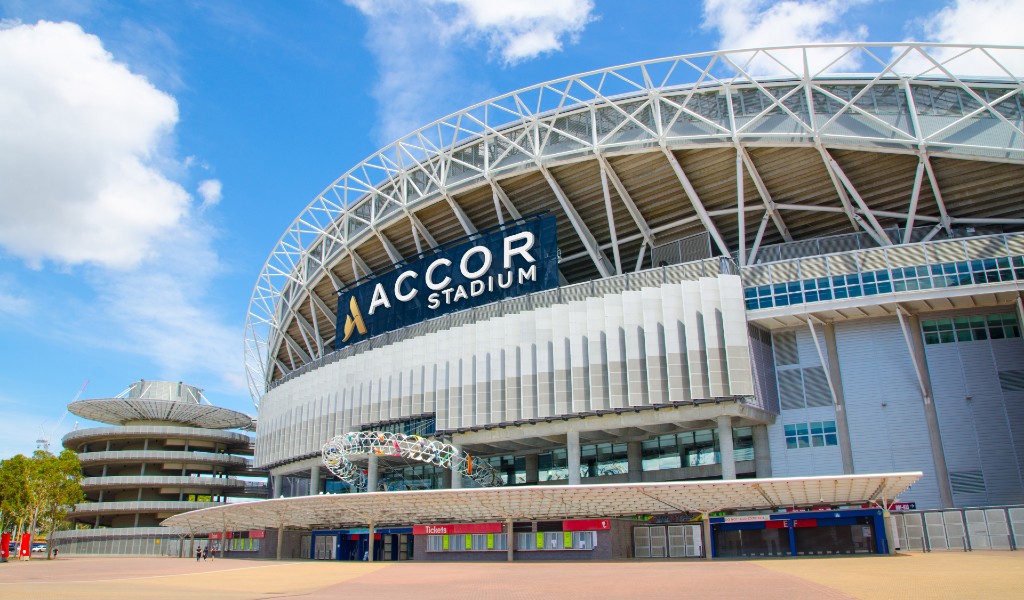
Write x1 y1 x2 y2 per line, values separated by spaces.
167 43 1024 560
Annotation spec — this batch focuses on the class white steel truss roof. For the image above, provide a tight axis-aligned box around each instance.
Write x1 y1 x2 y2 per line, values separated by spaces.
161 472 921 533
246 43 1024 406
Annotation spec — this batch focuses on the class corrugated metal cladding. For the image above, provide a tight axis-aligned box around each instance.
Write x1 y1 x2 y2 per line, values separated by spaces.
770 313 1024 509
766 327 844 478
832 319 943 509
925 316 1024 507
255 275 757 468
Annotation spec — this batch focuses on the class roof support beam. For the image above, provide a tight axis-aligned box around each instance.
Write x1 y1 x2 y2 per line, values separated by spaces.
309 292 337 332
374 229 405 265
747 210 772 265
443 194 479 238
489 179 523 221
303 299 326 356
826 155 892 246
540 166 613 279
409 210 439 249
904 158 926 243
598 158 623 275
349 250 373 280
736 149 746 266
739 148 792 243
272 356 291 378
283 332 310 366
596 154 654 247
921 155 953 238
817 147 890 246
291 310 320 360
325 269 347 294
661 146 730 257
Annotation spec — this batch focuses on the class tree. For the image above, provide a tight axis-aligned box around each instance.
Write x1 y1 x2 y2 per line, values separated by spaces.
31 450 84 559
0 450 83 560
0 454 31 557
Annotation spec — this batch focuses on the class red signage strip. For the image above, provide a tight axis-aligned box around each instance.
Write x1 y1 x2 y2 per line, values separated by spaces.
249 530 266 539
563 519 611 531
413 523 503 535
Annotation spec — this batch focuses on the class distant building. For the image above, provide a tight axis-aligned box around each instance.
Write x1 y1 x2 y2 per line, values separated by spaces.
53 380 267 556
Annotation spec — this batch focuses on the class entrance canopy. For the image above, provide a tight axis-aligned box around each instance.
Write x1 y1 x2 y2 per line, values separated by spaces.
161 473 920 534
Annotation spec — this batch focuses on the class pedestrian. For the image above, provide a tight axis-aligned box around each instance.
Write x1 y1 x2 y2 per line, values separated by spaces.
202 546 208 561
52 547 58 559
196 546 201 562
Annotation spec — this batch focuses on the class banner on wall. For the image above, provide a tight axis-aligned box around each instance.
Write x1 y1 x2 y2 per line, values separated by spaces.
1 533 10 559
336 214 558 349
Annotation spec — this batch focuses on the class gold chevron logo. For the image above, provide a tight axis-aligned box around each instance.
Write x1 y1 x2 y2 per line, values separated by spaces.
341 296 368 342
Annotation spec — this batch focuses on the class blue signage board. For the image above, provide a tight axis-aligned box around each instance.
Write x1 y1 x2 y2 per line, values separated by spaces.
335 214 558 350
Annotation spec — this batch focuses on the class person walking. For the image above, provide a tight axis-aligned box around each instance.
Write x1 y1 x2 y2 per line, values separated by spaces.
196 546 201 562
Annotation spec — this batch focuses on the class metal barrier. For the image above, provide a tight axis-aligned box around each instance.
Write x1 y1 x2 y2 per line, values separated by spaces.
892 507 1023 551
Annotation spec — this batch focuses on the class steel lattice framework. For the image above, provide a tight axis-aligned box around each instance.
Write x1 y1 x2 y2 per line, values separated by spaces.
246 43 1024 406
322 431 502 490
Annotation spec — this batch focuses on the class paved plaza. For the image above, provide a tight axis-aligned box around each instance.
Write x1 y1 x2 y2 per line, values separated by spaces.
0 553 1020 599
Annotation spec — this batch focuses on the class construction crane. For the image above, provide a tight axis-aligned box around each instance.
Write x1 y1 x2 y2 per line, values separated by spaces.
36 379 89 453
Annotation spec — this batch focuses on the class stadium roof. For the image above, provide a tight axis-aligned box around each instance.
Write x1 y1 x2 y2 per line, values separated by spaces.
246 42 1024 406
162 472 921 532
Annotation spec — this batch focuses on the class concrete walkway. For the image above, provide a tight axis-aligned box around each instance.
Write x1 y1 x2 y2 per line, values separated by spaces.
0 553 1020 599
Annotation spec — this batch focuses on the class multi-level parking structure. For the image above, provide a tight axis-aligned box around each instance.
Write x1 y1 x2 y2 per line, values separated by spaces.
53 380 266 556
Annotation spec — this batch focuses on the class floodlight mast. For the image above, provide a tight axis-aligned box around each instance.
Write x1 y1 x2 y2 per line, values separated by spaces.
36 379 89 453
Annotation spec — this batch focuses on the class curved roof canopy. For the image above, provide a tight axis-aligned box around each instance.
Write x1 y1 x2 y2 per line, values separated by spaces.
69 399 253 430
162 472 921 533
246 42 1024 406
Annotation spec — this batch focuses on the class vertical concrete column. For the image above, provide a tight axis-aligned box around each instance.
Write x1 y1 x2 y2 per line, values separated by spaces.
717 415 736 480
524 454 539 485
367 521 376 562
627 440 643 483
272 474 283 498
823 323 855 474
882 509 895 555
450 443 462 489
506 517 514 562
309 463 321 496
566 430 581 485
701 512 713 560
366 454 379 492
442 469 453 488
751 424 772 478
276 524 284 560
906 313 955 508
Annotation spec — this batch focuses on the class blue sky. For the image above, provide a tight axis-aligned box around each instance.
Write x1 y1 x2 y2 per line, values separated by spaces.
0 0 1018 458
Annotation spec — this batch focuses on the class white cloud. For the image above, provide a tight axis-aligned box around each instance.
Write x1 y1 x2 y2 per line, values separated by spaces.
0 21 248 402
346 0 595 143
441 0 594 64
0 20 188 270
701 0 870 75
898 0 1024 77
198 179 223 208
